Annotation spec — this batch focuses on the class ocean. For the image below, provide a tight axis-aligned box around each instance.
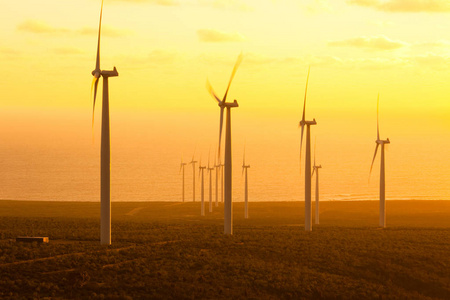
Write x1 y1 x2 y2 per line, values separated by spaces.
0 109 449 202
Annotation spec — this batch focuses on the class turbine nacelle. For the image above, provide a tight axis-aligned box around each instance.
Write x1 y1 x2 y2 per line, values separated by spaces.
219 100 239 108
376 138 390 145
299 118 317 127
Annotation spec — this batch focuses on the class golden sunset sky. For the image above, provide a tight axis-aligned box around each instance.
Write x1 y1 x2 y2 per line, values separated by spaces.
0 0 449 202
1 0 449 114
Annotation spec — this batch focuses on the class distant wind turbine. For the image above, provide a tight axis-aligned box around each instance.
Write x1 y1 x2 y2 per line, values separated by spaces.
91 0 118 245
242 146 250 219
311 140 322 225
207 152 214 213
207 53 243 235
190 152 197 202
180 156 187 202
298 67 316 232
199 157 206 216
369 94 390 228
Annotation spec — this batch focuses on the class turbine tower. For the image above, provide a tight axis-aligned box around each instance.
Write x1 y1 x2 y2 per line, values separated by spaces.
207 153 214 213
311 140 322 225
242 146 250 219
220 161 224 203
199 158 206 216
214 154 219 207
190 153 197 202
207 53 243 235
298 67 316 232
370 94 390 228
180 156 187 202
91 0 118 245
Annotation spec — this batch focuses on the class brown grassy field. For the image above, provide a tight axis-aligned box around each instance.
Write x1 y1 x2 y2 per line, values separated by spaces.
0 200 449 299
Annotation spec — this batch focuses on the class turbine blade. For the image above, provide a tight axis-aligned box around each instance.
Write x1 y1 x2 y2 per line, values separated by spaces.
369 144 379 180
218 107 224 158
243 144 246 166
242 165 244 176
311 168 315 178
95 0 104 71
206 79 221 103
91 77 99 128
377 93 380 141
302 67 310 122
223 52 243 103
299 124 305 172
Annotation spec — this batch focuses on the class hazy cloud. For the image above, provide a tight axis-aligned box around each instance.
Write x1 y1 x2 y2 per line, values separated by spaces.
197 29 245 43
411 53 450 68
78 26 131 37
17 19 130 38
17 20 69 34
415 39 450 48
328 35 408 50
347 0 450 12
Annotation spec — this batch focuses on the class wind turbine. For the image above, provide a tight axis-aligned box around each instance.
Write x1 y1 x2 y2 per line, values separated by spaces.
207 153 214 213
298 67 316 232
190 153 197 202
242 146 250 219
180 156 187 202
206 53 243 235
91 0 118 245
199 157 206 216
311 140 322 225
370 94 390 228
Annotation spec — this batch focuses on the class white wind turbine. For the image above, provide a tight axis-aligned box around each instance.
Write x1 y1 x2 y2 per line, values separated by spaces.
311 140 322 225
207 53 243 235
180 156 187 202
190 152 197 202
199 157 206 216
91 0 118 245
298 67 316 232
207 153 214 213
242 146 250 219
370 94 390 228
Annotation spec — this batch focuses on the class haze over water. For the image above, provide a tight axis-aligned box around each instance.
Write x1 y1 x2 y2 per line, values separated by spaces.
1 108 448 203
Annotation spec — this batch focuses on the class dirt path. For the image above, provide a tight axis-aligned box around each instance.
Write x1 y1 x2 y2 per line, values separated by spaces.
125 207 144 216
0 245 136 268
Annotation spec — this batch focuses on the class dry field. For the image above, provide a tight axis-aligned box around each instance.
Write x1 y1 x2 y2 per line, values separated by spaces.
0 200 449 299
